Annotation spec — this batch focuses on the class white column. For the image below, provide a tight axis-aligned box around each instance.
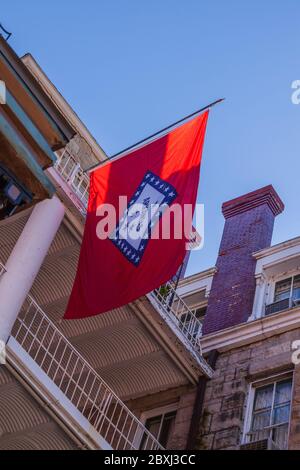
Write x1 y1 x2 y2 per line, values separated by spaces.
248 273 267 321
0 196 65 343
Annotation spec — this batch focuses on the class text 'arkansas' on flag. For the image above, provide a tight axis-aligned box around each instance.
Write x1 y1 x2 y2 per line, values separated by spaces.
64 111 209 319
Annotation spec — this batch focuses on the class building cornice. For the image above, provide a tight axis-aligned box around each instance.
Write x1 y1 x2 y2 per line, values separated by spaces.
201 308 300 353
253 236 300 260
21 54 107 163
178 267 217 288
0 37 75 148
222 185 284 219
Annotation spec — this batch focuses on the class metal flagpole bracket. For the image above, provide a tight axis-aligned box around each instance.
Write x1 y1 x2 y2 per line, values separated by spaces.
87 98 225 174
0 24 12 41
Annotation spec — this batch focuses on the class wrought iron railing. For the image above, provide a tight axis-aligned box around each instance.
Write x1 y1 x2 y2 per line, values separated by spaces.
11 295 162 450
54 149 89 209
149 281 203 352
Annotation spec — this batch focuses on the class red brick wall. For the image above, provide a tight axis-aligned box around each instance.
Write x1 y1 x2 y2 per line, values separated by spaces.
203 186 284 334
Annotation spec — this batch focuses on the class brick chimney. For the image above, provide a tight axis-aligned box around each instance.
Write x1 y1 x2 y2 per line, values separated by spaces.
202 185 284 335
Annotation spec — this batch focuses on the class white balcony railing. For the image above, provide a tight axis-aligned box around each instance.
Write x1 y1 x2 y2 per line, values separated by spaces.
53 152 212 375
150 282 203 352
148 285 213 377
0 262 6 278
54 149 89 209
10 295 162 450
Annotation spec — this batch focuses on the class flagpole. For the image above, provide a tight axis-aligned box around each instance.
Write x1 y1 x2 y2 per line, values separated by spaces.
87 98 225 173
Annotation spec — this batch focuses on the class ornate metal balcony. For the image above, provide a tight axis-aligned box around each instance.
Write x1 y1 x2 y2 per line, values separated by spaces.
10 294 162 450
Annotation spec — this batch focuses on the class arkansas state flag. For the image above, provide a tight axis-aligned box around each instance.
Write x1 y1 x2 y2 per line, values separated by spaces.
64 111 209 319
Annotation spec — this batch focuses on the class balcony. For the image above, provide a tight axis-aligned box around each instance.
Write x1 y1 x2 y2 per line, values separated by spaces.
148 282 213 377
8 294 162 450
265 297 300 316
150 282 203 350
52 149 89 214
52 150 212 376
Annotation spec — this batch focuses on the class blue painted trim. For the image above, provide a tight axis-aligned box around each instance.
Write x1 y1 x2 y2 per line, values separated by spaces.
5 90 57 164
0 50 70 146
0 112 56 196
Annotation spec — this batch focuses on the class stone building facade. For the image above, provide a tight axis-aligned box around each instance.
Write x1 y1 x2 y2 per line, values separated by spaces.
179 186 300 450
198 330 299 450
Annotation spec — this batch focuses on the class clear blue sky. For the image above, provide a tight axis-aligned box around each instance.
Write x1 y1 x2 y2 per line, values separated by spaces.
3 1 300 275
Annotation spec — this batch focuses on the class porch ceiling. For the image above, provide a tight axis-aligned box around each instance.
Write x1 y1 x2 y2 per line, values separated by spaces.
0 366 77 450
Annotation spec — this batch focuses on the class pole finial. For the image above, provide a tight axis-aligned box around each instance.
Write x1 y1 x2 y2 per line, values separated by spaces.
0 24 12 41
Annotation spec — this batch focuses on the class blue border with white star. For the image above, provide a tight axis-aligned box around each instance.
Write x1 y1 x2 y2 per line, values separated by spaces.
110 170 178 266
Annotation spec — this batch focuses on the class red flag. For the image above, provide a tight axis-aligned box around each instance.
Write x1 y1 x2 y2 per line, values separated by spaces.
64 112 209 319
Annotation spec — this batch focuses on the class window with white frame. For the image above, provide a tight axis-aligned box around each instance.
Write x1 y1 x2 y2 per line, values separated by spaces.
274 275 300 303
139 406 177 449
265 275 300 315
244 375 293 449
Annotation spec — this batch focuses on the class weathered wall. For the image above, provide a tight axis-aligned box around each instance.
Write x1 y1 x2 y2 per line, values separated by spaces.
65 134 102 170
197 329 300 450
126 385 197 450
288 362 300 449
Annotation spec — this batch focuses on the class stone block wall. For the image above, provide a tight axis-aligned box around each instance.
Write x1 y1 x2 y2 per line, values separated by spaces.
66 134 102 170
288 362 300 449
197 329 300 450
168 389 197 449
126 385 197 450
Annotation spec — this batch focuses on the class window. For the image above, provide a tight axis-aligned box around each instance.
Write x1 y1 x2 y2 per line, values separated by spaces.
139 409 176 449
274 275 300 303
265 275 300 315
245 376 292 449
193 306 207 320
0 166 32 219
